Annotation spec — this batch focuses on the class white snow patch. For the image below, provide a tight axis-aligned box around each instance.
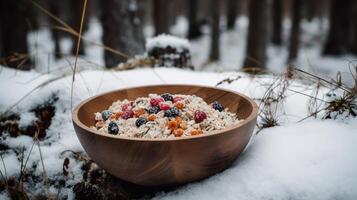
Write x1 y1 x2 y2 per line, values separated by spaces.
146 34 190 51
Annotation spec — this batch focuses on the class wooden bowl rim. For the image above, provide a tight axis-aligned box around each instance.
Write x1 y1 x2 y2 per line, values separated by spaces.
72 84 258 142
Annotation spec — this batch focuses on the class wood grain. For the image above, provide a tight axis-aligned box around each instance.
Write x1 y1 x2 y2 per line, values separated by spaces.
72 84 258 186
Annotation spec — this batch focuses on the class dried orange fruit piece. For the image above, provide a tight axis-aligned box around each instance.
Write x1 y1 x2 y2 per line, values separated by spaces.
191 129 203 136
134 108 145 117
175 102 185 110
148 114 156 121
175 116 182 124
173 128 184 137
113 112 122 120
167 120 178 130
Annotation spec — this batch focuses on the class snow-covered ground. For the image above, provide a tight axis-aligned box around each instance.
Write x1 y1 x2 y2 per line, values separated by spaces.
1 66 357 199
1 16 357 199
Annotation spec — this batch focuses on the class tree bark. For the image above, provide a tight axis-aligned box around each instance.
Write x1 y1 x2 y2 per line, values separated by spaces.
187 0 202 39
323 0 350 55
226 0 239 30
153 0 171 35
287 0 303 63
209 0 221 61
0 0 31 70
243 0 271 68
100 0 145 68
271 0 283 45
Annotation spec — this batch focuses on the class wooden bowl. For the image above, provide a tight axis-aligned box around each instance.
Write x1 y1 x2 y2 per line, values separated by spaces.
72 84 258 186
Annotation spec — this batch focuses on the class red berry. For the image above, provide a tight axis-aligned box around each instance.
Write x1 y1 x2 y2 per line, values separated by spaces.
194 110 207 123
121 110 134 119
122 103 132 111
160 103 170 110
150 97 164 106
173 96 184 103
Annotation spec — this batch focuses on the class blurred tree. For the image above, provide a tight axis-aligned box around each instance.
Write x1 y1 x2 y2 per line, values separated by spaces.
243 0 271 68
287 0 303 63
271 0 283 45
48 0 62 59
0 0 32 70
70 0 87 56
349 1 357 55
323 0 350 55
153 0 172 35
226 0 239 30
100 0 145 68
209 0 221 61
187 0 202 39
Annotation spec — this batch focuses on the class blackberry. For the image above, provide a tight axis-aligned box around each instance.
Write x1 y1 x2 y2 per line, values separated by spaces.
147 106 160 114
101 110 113 120
161 93 174 102
108 121 119 135
212 101 224 112
164 107 180 118
136 117 148 127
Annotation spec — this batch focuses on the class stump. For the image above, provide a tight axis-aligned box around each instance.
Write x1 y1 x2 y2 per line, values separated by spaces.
146 34 193 69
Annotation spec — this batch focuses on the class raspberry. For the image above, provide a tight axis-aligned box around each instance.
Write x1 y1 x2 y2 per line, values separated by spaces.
121 103 132 111
194 110 207 123
121 110 134 119
101 110 113 121
108 121 119 134
161 93 174 102
150 97 164 106
212 101 224 112
173 96 184 103
160 103 170 110
135 117 147 127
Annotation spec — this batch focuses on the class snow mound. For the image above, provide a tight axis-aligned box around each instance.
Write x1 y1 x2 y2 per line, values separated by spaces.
146 34 190 51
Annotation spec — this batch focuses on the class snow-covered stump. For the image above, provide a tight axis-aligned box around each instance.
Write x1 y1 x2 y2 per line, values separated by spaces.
146 34 193 69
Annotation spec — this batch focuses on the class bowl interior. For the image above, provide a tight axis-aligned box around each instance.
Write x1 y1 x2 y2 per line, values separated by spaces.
76 85 254 131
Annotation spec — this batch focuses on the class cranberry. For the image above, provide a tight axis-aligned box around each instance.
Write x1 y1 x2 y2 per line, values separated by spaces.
194 110 207 123
160 103 170 110
173 96 184 103
121 110 134 119
150 97 164 106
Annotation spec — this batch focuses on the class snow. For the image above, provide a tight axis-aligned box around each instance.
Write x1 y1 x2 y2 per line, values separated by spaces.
146 34 191 51
1 15 357 199
1 66 357 199
155 119 357 200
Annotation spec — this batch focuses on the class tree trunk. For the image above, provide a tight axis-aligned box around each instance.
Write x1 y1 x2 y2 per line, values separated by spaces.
243 0 271 68
70 0 87 56
153 0 171 35
349 1 357 55
100 0 145 68
48 0 62 59
226 0 239 30
323 0 350 55
271 0 283 45
0 0 32 70
187 0 202 39
209 0 221 61
287 0 303 63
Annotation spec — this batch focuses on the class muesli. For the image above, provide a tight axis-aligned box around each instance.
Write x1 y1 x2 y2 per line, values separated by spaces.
92 93 242 138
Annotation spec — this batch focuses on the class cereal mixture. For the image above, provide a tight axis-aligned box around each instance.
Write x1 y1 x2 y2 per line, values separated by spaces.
92 93 242 138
